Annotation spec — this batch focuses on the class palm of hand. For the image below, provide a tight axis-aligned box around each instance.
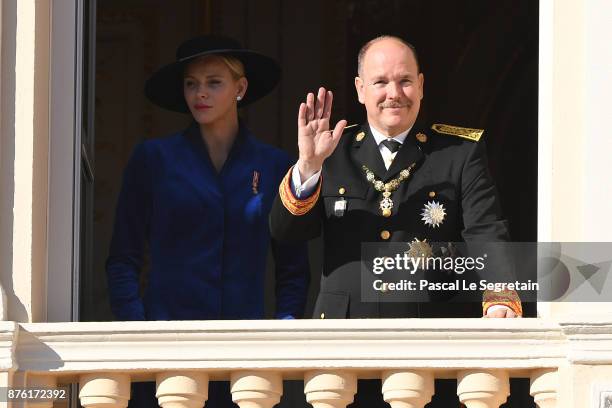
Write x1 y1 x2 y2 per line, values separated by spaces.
297 87 347 164
298 117 333 159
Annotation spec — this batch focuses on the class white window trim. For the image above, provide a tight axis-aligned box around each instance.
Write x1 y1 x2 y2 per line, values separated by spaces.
47 0 82 322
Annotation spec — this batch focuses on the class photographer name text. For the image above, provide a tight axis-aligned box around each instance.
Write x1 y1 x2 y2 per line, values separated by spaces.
373 279 538 292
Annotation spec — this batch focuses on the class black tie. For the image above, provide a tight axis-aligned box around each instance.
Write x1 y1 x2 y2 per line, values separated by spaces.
380 139 402 153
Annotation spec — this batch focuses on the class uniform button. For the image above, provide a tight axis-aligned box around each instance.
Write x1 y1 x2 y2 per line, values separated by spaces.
380 230 391 240
338 187 346 195
429 191 436 198
320 313 325 319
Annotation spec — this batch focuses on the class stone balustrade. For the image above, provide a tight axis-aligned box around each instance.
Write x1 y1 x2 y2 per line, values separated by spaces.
1 318 611 408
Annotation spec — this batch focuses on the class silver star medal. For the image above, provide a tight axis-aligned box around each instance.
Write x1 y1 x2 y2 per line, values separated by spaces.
421 200 446 228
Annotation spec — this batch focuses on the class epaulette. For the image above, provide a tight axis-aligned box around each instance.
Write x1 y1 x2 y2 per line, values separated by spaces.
431 123 484 142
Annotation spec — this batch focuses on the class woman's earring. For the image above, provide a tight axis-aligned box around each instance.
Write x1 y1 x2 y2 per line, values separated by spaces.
237 95 242 101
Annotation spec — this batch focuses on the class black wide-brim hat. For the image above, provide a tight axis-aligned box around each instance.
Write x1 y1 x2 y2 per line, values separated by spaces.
145 35 281 113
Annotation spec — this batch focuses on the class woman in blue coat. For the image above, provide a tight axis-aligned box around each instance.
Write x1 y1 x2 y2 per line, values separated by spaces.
106 35 310 407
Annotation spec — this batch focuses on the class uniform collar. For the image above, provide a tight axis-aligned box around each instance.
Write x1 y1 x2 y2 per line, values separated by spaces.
381 126 424 182
354 123 423 182
369 124 412 146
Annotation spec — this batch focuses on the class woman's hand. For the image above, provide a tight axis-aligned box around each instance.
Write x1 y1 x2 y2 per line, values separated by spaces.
296 87 347 180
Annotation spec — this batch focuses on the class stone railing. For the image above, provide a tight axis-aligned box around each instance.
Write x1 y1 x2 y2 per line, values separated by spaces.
1 318 611 408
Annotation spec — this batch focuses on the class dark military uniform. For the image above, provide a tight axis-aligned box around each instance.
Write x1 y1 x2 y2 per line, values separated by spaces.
270 123 531 408
270 122 515 319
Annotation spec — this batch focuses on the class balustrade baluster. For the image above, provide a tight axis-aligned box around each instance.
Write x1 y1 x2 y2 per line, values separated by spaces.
79 373 130 408
230 371 282 408
304 371 357 408
530 368 558 408
382 370 435 408
156 371 209 408
457 370 510 408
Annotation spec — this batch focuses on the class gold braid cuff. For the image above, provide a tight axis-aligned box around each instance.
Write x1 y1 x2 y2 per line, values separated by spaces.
483 289 523 316
279 166 321 216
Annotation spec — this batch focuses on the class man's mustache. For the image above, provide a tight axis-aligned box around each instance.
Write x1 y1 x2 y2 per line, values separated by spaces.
379 101 411 109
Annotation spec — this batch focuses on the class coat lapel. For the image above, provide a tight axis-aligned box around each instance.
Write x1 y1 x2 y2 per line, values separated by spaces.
384 128 424 181
180 124 223 201
351 124 387 179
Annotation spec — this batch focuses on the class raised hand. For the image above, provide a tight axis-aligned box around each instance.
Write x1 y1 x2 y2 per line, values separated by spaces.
297 87 347 180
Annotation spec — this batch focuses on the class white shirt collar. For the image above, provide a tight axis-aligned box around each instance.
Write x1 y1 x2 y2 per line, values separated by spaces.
369 124 412 146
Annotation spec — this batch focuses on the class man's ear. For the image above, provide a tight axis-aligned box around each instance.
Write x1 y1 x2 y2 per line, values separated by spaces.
418 73 424 100
355 76 365 104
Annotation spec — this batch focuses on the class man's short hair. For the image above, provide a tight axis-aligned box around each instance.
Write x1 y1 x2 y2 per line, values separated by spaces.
357 35 420 76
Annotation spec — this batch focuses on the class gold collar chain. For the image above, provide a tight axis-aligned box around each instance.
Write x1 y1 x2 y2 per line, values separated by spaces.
362 163 416 217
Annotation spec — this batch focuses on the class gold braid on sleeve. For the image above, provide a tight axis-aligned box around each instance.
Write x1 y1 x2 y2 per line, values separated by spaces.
483 289 523 316
278 166 321 216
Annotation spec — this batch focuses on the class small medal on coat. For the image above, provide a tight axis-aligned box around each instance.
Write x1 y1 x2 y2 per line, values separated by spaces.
334 198 347 217
380 191 393 217
252 171 260 194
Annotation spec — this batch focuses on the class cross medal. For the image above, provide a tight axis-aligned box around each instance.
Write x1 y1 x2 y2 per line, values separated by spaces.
380 191 393 217
362 163 416 217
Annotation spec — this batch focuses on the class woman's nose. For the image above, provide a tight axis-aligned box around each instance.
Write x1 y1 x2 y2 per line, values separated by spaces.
196 84 208 98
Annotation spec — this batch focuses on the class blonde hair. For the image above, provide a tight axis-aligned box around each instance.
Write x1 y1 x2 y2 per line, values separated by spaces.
188 54 245 80
218 55 245 80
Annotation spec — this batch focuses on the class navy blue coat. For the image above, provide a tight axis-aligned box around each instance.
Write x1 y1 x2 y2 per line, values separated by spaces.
107 123 309 321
